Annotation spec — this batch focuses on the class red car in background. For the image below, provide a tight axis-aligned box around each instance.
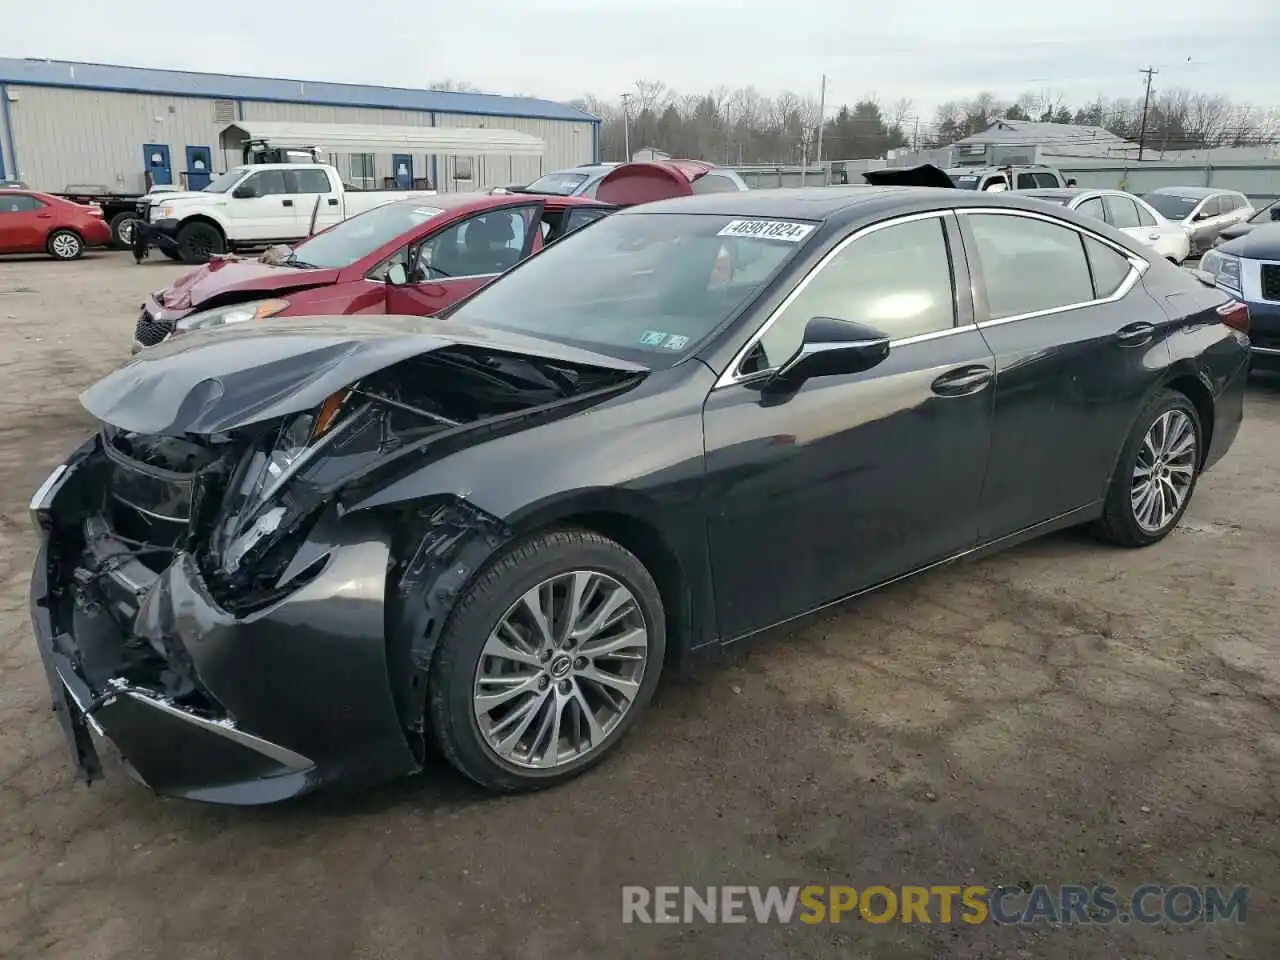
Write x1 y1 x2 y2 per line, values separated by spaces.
0 190 113 260
132 159 739 350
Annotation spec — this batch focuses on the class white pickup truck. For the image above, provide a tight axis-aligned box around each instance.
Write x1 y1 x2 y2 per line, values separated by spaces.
132 163 436 264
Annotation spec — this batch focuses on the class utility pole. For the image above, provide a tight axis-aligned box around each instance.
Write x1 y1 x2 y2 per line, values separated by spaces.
620 92 633 161
1137 66 1158 161
815 73 826 176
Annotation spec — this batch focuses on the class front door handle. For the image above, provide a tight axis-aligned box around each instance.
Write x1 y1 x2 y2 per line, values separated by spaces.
1148 233 1161 241
281 199 293 207
327 198 339 206
931 364 993 396
1116 321 1155 346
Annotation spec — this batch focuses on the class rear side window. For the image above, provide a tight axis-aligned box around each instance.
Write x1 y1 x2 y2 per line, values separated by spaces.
289 169 332 194
967 213 1095 320
1016 172 1038 189
1083 236 1133 298
1104 195 1141 229
564 207 609 235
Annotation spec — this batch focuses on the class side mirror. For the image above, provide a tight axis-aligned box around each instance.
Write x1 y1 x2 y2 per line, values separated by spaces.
232 184 257 199
767 317 891 391
1270 207 1280 222
1193 209 1214 221
1065 178 1077 187
386 263 407 286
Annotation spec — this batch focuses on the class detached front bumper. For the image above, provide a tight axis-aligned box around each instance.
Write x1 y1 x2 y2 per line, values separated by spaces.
28 444 419 805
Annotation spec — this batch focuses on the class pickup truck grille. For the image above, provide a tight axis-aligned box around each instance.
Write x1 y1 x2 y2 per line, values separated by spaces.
1260 263 1280 303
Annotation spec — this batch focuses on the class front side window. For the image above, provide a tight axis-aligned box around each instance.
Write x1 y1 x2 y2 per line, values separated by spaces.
966 213 1094 320
446 212 809 365
749 216 956 373
1032 172 1061 188
564 207 610 235
415 206 536 279
202 168 248 193
1104 195 1141 229
1136 202 1157 227
243 170 287 196
1197 196 1223 219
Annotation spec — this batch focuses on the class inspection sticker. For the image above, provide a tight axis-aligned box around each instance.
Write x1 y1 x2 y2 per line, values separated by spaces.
717 219 815 242
639 330 670 346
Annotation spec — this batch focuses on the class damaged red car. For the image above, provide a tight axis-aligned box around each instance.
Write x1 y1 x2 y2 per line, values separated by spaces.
131 159 728 351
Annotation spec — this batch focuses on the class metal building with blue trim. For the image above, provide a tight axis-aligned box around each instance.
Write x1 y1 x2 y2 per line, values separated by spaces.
0 58 600 192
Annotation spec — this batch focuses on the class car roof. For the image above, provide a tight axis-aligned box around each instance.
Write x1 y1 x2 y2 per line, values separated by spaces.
1022 188 1088 200
613 185 1077 222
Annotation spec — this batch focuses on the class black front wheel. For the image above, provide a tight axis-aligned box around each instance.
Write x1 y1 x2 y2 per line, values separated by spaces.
176 222 225 264
427 529 666 792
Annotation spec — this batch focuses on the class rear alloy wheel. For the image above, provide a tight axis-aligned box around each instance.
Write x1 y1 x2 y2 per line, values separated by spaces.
1093 389 1202 547
427 529 665 792
176 222 225 264
47 229 84 261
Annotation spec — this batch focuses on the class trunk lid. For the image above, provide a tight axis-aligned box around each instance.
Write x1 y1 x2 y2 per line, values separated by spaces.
82 314 648 436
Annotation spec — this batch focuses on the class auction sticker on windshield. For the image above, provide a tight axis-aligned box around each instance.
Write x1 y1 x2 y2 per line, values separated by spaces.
717 219 815 242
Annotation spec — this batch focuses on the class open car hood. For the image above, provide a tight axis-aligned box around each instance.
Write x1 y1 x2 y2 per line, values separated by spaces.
81 315 648 436
861 164 956 189
595 160 715 206
159 259 341 311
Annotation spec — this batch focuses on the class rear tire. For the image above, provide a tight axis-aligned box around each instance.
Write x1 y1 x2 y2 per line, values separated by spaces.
46 229 84 261
176 222 225 264
161 249 183 262
1092 389 1202 547
427 529 665 792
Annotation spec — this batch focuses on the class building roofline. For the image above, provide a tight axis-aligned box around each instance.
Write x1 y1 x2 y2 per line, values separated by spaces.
0 57 600 124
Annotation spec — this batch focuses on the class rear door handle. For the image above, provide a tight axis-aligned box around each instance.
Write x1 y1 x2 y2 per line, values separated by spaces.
1116 321 1155 346
1148 233 1161 241
931 364 993 396
281 199 293 207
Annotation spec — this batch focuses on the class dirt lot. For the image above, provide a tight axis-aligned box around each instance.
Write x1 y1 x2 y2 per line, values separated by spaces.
0 252 1277 960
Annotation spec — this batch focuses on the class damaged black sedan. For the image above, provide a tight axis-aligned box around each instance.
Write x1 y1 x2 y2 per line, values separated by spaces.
31 186 1249 804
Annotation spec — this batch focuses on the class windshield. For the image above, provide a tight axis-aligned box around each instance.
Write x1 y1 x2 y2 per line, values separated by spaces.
523 171 592 196
1141 193 1200 221
1249 200 1277 223
447 212 811 364
288 202 445 269
202 169 248 194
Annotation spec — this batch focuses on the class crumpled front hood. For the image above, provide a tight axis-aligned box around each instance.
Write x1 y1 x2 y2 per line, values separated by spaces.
159 259 339 311
81 315 647 436
1215 222 1280 260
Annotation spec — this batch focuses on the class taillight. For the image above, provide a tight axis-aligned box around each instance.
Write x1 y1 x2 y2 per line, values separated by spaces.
1216 299 1250 333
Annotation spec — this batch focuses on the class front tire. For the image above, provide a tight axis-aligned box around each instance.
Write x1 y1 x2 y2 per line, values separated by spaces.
1092 389 1202 547
176 222 225 264
427 529 666 792
46 229 84 260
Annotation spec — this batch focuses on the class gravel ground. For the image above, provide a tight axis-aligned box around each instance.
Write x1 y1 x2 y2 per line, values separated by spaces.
1 252 1277 960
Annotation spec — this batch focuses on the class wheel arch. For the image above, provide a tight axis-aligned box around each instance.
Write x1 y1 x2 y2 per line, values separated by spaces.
177 214 227 239
1160 366 1215 467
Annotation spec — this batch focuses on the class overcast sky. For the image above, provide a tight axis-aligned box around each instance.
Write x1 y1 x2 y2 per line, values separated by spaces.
6 0 1279 119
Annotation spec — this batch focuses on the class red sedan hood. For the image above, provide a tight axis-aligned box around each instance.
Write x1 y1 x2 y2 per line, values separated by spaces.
160 259 341 311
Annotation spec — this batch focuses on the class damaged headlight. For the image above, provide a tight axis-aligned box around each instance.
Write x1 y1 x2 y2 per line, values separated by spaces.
221 392 349 573
174 298 291 334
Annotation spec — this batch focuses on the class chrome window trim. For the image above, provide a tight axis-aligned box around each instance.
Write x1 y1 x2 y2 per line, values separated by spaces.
713 210 954 388
714 206 1148 389
958 207 1148 327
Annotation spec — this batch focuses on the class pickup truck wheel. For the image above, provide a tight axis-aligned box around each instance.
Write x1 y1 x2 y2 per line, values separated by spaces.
109 213 137 248
47 229 84 261
162 249 183 262
176 222 225 264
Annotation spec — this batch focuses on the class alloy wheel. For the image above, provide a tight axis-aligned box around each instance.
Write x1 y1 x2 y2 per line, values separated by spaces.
472 569 649 769
50 233 81 259
1131 408 1197 533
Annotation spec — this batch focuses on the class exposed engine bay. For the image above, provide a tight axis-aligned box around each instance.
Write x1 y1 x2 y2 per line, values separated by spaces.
45 344 643 719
